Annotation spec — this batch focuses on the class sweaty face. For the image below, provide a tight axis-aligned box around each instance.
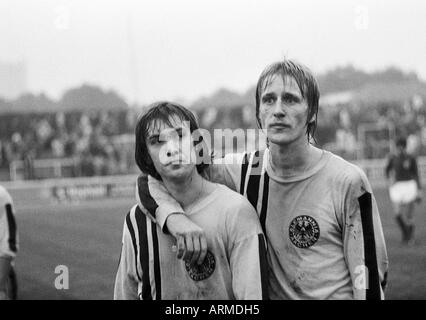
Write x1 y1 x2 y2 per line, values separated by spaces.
145 117 196 182
259 75 310 146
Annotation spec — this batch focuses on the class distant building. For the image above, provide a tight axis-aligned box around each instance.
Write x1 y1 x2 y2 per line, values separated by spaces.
0 60 28 100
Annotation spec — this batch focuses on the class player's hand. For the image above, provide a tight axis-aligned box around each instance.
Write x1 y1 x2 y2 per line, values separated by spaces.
166 213 208 265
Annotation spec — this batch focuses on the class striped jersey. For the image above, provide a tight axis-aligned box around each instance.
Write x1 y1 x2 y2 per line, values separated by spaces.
139 149 389 300
114 182 268 300
0 185 18 259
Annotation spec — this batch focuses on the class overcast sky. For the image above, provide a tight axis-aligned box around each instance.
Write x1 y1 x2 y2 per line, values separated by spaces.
1 0 425 104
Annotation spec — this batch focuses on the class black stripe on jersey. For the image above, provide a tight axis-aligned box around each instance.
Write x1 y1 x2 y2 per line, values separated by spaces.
258 234 269 300
134 206 152 300
246 151 261 210
259 173 269 235
5 204 17 253
125 211 141 281
239 152 249 194
151 221 162 300
246 175 260 210
358 192 381 300
137 175 159 218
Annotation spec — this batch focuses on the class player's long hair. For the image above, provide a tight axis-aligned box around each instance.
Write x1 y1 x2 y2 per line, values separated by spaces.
135 101 212 181
255 59 320 143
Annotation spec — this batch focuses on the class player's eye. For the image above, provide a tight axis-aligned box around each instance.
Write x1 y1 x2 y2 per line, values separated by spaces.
282 94 300 104
262 94 276 105
148 136 162 145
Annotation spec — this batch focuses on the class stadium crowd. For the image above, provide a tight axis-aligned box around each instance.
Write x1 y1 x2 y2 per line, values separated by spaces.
0 94 425 180
319 96 426 160
0 109 138 179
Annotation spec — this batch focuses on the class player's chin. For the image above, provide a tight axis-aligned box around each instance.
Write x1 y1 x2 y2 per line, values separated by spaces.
267 133 296 146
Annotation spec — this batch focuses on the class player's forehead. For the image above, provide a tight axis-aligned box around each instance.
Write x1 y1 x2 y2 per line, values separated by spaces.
261 73 302 97
146 114 189 137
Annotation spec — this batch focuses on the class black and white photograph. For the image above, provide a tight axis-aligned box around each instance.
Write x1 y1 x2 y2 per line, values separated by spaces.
0 0 425 305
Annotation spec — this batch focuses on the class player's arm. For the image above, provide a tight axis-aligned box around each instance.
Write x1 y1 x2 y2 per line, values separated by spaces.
136 174 208 264
342 170 389 300
135 153 247 264
137 152 247 231
412 158 422 190
114 206 142 300
227 202 269 300
411 158 422 202
208 152 248 192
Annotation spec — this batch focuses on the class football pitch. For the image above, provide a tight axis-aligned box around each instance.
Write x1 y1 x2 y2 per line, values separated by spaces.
14 188 426 300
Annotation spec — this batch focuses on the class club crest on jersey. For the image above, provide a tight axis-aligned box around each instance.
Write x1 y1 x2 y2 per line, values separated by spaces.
289 215 320 248
185 250 216 281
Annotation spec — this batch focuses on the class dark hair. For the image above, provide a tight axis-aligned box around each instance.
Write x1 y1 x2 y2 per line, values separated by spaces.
255 59 320 141
135 101 211 180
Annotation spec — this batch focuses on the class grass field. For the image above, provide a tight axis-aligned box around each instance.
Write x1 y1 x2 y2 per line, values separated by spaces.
14 188 426 300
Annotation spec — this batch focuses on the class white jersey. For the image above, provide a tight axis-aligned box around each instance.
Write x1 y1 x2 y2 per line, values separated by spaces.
115 183 268 300
0 185 18 259
140 149 389 300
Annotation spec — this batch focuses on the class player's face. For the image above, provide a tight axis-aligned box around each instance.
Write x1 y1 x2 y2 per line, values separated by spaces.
145 117 196 182
258 75 310 146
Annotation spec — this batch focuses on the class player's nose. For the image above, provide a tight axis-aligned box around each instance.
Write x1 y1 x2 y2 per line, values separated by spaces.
272 101 286 118
165 139 179 157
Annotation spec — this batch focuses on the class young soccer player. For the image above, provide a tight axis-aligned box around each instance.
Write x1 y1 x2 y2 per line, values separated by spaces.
114 102 267 300
136 59 389 299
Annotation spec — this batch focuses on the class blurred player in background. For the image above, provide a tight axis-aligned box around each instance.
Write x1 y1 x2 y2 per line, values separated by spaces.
0 185 18 300
386 137 422 245
114 102 267 300
136 59 389 300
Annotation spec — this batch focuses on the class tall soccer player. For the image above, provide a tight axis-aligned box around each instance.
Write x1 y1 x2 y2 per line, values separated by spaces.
114 102 267 300
136 59 389 300
0 185 18 300
385 137 422 245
